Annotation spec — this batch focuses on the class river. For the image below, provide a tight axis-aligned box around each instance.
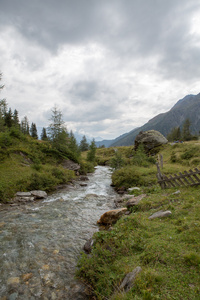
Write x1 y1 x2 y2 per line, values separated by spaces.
0 166 119 299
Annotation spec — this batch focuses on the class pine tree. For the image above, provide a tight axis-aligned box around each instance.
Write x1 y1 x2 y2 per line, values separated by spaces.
4 108 13 128
79 135 89 152
47 105 68 150
68 130 80 156
87 139 96 162
30 123 38 139
41 127 48 141
13 109 20 128
182 118 192 141
167 127 181 141
0 99 7 132
20 116 29 135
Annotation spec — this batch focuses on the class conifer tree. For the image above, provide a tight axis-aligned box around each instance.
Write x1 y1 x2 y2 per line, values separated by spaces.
87 139 96 162
13 109 20 128
41 127 48 141
20 116 29 135
4 108 13 128
182 118 192 141
47 105 68 150
79 135 89 152
30 122 38 139
68 130 80 156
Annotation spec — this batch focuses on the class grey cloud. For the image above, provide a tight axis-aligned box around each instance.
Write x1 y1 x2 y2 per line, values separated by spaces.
69 80 99 101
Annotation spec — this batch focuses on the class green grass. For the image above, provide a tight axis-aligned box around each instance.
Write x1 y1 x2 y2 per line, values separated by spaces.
77 186 200 299
0 135 78 202
77 141 200 299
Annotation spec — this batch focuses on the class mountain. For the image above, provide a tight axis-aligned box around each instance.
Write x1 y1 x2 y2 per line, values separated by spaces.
105 93 200 147
95 131 130 148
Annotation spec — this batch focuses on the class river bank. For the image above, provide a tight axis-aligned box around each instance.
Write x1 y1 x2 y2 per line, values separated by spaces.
0 166 119 299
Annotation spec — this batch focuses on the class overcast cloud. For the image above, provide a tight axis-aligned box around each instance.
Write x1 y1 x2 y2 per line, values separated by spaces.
0 0 200 140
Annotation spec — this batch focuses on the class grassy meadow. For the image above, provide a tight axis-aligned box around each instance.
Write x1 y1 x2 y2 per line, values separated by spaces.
77 141 200 299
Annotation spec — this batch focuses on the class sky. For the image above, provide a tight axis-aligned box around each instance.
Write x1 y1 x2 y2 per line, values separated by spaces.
0 0 200 141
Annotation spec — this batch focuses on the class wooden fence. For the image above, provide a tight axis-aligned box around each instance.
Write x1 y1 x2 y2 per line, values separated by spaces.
156 163 200 189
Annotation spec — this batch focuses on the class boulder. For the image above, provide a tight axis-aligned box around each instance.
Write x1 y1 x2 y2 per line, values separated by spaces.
119 267 142 291
134 130 168 153
79 175 89 181
97 208 127 225
62 159 80 172
149 210 172 220
83 238 94 254
15 192 32 197
126 194 146 208
30 190 47 199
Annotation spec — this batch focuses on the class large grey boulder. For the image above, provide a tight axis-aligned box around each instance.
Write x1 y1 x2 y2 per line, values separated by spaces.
134 130 168 153
30 190 47 199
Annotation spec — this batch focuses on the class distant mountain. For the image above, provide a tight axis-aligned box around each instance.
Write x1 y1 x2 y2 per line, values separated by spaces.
107 93 200 147
95 131 131 148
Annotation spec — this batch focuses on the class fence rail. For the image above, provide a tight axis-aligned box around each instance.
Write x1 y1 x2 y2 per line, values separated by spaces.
156 164 200 189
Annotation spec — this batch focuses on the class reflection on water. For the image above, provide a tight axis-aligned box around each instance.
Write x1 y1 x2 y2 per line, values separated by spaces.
0 166 118 299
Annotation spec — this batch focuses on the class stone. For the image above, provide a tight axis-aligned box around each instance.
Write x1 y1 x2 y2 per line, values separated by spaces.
7 277 20 285
0 222 5 228
121 195 135 201
172 190 181 195
30 190 47 199
42 264 50 270
15 192 32 197
97 208 127 225
149 210 172 220
134 130 168 153
80 183 88 187
79 175 89 181
83 238 94 254
62 159 80 171
119 266 142 291
128 187 141 191
126 194 146 208
21 273 33 282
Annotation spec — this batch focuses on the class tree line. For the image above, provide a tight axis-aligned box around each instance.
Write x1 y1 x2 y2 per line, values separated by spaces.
0 73 96 163
167 118 199 142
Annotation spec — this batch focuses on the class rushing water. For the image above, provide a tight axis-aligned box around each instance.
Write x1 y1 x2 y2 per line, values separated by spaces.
0 166 119 299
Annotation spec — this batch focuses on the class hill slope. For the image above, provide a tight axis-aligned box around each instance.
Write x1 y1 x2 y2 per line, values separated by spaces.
110 93 200 147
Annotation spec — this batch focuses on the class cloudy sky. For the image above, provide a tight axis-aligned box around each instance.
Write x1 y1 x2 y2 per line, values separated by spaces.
0 0 200 140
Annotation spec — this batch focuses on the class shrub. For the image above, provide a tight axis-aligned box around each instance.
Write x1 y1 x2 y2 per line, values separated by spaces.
112 166 146 189
0 132 12 147
110 151 124 170
28 172 58 191
132 145 156 167
180 146 199 160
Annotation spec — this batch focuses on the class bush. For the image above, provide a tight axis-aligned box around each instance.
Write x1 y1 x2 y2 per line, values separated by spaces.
0 132 12 147
132 145 156 167
110 151 124 170
112 166 146 189
180 146 199 160
28 172 58 191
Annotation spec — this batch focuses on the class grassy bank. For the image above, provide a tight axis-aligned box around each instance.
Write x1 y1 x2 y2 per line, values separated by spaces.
0 131 94 202
77 141 200 299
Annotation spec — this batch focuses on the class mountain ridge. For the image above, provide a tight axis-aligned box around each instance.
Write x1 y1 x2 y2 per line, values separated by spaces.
96 93 200 147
